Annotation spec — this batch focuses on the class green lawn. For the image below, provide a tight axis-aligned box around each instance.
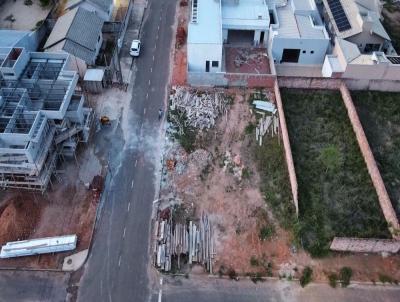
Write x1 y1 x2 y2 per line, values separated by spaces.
282 89 390 257
352 91 400 217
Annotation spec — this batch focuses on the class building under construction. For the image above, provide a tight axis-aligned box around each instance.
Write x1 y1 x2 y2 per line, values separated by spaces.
0 47 93 191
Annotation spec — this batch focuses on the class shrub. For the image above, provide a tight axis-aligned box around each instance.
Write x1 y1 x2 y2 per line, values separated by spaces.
180 0 188 6
228 268 237 280
250 256 259 267
259 224 275 241
24 0 33 5
40 0 50 7
378 274 395 284
339 267 353 288
245 122 256 135
300 266 313 287
328 273 338 288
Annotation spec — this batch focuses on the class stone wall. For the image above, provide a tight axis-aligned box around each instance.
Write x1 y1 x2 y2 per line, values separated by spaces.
340 84 400 238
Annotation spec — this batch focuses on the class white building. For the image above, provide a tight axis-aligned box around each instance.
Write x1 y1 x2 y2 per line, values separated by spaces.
188 0 270 73
269 0 330 64
187 0 330 74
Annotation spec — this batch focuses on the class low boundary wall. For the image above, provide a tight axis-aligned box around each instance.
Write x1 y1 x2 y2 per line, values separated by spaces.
340 84 400 238
278 76 400 92
330 237 400 253
188 72 276 88
273 81 299 215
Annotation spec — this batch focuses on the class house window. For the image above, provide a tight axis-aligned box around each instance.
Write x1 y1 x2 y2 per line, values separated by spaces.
302 50 306 54
365 43 381 52
310 50 314 54
212 61 219 68
2 72 14 77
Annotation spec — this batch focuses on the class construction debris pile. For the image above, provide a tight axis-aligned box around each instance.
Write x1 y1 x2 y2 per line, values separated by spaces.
252 100 279 145
154 210 215 273
169 86 230 130
222 151 245 182
234 49 265 68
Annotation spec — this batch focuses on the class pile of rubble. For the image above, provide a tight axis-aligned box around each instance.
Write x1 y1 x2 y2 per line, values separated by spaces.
154 209 215 273
169 86 230 130
222 151 245 182
252 100 279 145
234 49 265 68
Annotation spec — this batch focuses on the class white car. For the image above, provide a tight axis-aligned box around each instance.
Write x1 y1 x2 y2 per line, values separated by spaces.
130 40 141 57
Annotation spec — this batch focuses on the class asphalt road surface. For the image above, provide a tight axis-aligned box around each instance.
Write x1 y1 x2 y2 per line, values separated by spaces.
77 0 177 301
160 276 400 302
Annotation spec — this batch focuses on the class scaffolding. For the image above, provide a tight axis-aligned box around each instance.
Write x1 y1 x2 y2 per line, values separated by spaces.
0 47 93 191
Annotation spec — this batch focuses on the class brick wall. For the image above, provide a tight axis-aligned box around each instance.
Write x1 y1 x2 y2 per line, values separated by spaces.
274 81 299 215
340 84 400 238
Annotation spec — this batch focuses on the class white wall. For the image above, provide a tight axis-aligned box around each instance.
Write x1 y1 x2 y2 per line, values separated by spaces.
271 37 329 64
187 43 223 72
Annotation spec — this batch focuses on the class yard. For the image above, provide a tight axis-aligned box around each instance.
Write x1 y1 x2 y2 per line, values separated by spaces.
352 91 400 218
0 0 51 31
282 89 390 257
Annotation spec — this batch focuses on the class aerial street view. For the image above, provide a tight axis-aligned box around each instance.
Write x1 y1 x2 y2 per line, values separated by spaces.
0 0 399 301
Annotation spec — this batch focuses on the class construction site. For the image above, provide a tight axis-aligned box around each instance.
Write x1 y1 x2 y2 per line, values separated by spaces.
0 47 93 191
0 47 103 269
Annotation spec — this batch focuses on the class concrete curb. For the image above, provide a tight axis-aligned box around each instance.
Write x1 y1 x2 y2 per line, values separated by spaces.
163 273 400 289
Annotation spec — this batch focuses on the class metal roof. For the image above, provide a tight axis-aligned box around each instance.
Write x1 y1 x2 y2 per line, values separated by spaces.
84 68 104 81
44 7 104 63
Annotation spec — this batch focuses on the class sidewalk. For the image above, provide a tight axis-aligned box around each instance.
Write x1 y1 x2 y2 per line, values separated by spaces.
120 0 148 83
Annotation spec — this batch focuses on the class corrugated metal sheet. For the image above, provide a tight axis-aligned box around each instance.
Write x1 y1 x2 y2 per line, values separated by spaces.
0 235 77 258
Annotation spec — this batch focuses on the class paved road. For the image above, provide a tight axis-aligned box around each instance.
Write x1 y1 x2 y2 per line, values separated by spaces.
160 276 400 302
0 271 67 302
77 0 177 301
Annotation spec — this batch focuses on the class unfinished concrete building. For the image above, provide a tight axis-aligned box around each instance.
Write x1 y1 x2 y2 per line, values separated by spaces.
0 47 93 191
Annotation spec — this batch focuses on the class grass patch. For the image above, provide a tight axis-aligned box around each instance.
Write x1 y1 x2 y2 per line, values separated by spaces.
283 89 390 257
352 91 400 217
254 137 296 230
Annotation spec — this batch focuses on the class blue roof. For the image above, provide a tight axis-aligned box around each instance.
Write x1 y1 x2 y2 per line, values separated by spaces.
0 30 29 48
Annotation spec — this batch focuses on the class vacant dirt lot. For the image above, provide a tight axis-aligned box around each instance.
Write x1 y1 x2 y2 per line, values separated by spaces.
0 146 102 270
162 87 400 283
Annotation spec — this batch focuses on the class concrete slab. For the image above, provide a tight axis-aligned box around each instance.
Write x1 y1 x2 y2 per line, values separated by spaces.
62 249 88 271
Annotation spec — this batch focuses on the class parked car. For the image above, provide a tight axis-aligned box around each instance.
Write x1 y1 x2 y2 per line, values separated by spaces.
130 40 141 57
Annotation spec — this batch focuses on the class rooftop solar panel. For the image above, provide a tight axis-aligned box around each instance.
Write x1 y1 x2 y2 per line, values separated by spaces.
327 0 352 32
387 56 400 64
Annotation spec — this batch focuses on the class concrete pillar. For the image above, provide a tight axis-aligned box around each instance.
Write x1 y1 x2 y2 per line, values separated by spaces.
254 30 261 46
223 29 228 43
